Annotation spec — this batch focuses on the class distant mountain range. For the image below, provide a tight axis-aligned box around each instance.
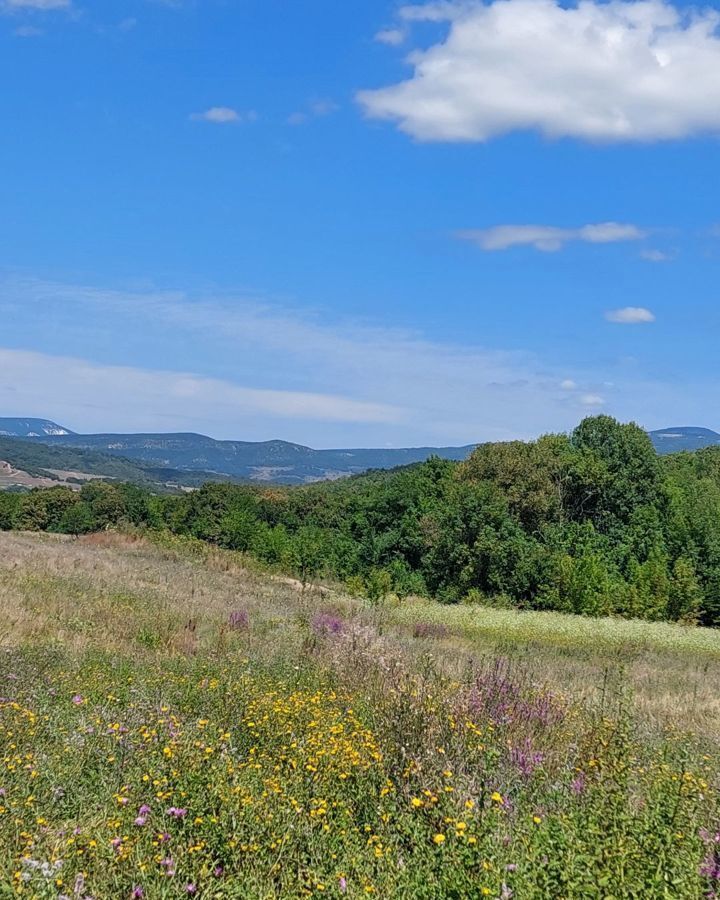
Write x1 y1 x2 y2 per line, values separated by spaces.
0 417 74 437
0 418 476 485
1 418 718 487
648 427 720 454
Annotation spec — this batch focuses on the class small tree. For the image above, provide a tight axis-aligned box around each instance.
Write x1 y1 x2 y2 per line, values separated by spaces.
58 501 95 537
365 568 393 606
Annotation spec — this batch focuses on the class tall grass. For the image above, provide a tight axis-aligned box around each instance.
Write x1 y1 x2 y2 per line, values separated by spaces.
0 532 718 898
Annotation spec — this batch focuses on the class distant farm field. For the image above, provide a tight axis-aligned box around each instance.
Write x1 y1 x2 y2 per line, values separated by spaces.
0 531 719 898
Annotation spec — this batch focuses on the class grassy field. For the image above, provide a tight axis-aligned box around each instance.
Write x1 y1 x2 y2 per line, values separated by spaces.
0 531 719 898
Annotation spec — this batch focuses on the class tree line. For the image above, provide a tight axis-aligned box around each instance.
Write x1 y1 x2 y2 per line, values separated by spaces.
3 416 720 626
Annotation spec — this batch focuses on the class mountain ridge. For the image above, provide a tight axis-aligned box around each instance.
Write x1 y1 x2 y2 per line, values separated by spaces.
2 417 718 484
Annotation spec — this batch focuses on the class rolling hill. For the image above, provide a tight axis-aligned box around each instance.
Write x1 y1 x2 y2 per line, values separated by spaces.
4 416 720 486
648 427 720 454
23 430 477 484
0 417 74 437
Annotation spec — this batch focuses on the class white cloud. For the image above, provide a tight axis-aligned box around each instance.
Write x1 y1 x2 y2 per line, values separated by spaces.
358 0 720 143
5 276 701 445
580 393 606 407
190 107 255 124
3 0 69 7
457 223 646 252
640 248 673 262
13 23 42 34
605 307 656 324
375 27 406 45
0 349 402 435
287 99 338 126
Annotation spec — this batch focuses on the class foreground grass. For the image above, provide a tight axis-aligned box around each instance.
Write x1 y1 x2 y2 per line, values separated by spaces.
0 532 719 898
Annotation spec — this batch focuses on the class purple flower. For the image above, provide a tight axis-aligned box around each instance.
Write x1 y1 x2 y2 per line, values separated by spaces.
134 815 147 827
166 807 187 819
72 695 84 705
185 885 197 895
228 609 250 630
412 621 449 639
131 889 144 899
311 613 345 636
509 739 544 778
571 772 586 796
339 877 347 893
138 804 151 816
110 837 122 851
160 858 177 876
213 866 224 878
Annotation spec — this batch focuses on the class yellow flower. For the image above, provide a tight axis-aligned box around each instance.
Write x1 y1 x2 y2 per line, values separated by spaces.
411 797 423 808
533 815 542 824
491 791 503 804
433 834 446 845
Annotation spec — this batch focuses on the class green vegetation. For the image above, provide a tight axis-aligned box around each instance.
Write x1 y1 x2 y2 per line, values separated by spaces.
0 530 718 899
5 416 720 626
0 437 235 491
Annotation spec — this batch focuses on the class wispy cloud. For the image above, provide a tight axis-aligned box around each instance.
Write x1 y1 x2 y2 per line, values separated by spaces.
0 277 690 444
13 23 42 34
3 0 69 7
287 99 339 126
605 307 656 324
640 248 674 262
359 0 720 143
0 349 403 436
374 27 405 45
190 107 256 124
580 393 605 407
456 223 646 252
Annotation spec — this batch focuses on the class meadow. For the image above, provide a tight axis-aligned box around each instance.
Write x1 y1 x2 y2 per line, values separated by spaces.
0 530 719 898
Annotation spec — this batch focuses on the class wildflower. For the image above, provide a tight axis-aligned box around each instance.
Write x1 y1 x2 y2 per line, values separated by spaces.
410 797 423 808
339 877 347 893
138 805 151 816
533 816 542 824
571 773 586 796
134 816 148 827
228 609 250 630
72 695 84 705
491 792 503 804
213 866 224 878
185 885 197 895
131 889 144 899
166 807 187 819
433 834 446 845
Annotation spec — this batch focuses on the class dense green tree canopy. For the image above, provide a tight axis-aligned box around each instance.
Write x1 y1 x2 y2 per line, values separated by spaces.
3 416 720 626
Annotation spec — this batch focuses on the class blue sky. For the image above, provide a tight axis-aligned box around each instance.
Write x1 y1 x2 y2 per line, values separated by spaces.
1 0 720 446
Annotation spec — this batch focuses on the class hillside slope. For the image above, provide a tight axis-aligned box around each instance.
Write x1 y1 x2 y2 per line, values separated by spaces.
649 426 720 454
0 436 235 491
0 417 74 437
29 431 477 483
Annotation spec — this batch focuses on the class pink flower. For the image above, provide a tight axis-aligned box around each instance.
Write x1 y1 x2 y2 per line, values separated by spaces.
131 888 144 899
134 815 147 827
339 877 347 893
72 695 83 705
166 807 187 819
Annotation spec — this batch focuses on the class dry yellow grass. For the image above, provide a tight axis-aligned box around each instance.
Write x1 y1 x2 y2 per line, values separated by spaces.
1 529 719 739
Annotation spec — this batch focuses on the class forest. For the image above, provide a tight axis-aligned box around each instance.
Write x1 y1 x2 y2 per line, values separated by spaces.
3 415 720 626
